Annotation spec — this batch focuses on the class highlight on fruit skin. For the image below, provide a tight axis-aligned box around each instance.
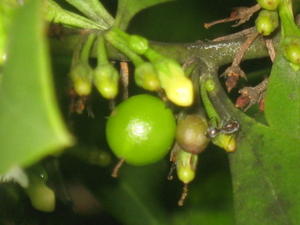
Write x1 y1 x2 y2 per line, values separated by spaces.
106 94 176 166
176 114 210 154
93 64 119 99
255 10 279 36
257 0 281 11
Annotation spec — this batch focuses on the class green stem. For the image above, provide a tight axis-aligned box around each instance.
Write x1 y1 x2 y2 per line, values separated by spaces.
63 0 113 28
200 77 221 127
96 35 109 65
88 0 114 26
279 0 300 37
105 29 144 66
144 48 163 62
46 0 104 30
80 33 96 63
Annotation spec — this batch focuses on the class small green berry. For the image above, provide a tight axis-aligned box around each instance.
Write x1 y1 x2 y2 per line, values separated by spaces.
176 114 210 154
255 10 279 36
106 94 176 166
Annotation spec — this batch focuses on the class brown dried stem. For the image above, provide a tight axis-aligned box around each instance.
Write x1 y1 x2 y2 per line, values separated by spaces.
204 4 261 29
120 61 129 100
178 183 189 206
111 158 125 178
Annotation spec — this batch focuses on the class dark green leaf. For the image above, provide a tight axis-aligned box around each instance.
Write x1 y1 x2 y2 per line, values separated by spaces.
0 0 73 174
230 118 300 225
114 0 174 30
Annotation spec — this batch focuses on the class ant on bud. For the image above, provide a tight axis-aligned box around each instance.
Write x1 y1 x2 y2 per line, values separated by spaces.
207 119 240 138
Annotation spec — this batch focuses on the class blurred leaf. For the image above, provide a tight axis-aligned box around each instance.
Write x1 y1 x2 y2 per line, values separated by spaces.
264 54 300 136
98 162 168 225
0 0 73 174
114 0 174 30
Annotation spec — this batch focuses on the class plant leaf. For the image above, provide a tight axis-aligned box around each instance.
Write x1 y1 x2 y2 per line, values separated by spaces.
229 118 300 225
0 0 73 174
114 0 174 30
97 162 168 225
264 54 300 136
202 57 300 224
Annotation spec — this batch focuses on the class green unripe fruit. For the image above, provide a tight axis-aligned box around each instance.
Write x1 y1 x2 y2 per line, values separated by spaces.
255 10 279 36
176 114 210 154
257 0 281 11
134 62 161 91
93 64 119 99
175 149 198 184
106 94 176 166
129 35 149 55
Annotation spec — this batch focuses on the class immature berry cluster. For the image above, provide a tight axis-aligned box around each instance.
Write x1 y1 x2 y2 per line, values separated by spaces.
256 0 300 70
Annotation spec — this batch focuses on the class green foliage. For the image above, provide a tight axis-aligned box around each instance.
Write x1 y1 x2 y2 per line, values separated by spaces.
229 49 300 225
2 0 300 225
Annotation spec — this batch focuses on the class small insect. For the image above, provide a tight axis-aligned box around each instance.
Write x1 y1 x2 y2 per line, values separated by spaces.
207 119 240 138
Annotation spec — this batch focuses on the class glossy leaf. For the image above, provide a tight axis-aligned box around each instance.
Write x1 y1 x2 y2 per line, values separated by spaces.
114 0 174 30
0 0 73 174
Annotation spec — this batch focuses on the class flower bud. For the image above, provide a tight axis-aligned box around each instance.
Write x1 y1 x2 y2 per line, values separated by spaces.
255 10 279 36
176 114 210 154
212 133 236 152
25 166 55 212
25 182 55 212
129 35 149 55
175 149 198 184
154 58 193 106
134 62 161 91
70 63 93 96
257 0 281 11
93 64 119 99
